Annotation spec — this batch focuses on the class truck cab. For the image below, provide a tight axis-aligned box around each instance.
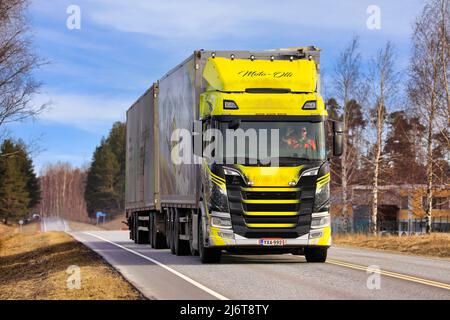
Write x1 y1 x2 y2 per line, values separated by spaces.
194 53 343 262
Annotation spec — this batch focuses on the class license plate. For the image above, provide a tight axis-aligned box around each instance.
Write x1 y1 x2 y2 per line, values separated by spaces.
259 239 286 246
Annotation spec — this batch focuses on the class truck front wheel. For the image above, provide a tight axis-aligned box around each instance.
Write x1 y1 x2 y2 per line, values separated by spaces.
304 247 328 263
198 216 221 263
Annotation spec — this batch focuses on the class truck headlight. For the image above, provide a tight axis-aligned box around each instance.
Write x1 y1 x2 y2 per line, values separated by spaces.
211 215 232 229
314 182 330 212
210 183 229 213
311 215 330 228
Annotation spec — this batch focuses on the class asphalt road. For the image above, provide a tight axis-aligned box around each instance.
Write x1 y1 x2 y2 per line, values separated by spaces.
70 230 450 300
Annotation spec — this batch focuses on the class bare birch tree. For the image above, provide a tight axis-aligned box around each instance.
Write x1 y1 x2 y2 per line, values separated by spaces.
367 42 400 235
409 0 448 233
438 0 450 122
332 36 363 231
37 163 89 222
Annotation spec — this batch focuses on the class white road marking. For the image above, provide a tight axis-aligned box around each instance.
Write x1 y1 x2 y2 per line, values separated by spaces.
84 232 229 300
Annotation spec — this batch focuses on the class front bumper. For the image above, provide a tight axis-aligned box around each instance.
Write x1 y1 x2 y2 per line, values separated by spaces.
208 224 331 248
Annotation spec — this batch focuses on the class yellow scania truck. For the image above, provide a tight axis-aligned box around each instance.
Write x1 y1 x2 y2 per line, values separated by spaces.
126 47 343 263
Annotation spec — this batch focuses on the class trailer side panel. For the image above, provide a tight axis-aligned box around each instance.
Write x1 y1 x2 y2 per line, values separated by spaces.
125 86 156 212
158 56 198 207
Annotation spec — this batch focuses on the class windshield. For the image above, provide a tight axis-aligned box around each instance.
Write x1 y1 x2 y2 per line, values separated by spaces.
217 121 326 165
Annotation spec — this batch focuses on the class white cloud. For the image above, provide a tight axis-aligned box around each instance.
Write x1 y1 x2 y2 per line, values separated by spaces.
34 91 131 133
86 0 422 43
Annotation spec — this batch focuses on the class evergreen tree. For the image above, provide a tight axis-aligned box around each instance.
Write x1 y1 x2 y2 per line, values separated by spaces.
0 139 35 224
106 122 126 211
15 141 41 209
383 111 426 184
85 122 126 217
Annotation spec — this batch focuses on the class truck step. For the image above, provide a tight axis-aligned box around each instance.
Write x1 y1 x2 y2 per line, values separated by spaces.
138 216 150 221
138 226 149 231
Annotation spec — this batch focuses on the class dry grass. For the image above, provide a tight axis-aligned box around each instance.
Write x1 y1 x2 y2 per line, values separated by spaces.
100 213 129 231
68 214 128 232
333 233 450 258
0 227 142 300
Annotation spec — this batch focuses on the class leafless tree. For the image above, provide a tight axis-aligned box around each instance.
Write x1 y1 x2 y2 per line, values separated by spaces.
437 0 450 122
0 0 46 129
332 36 363 231
367 42 400 235
409 0 449 233
37 163 90 222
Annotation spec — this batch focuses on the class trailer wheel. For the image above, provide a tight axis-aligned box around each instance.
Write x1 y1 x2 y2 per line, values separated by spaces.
305 247 327 263
169 209 176 254
148 212 155 249
129 213 135 241
151 212 166 249
165 209 171 249
189 210 199 256
173 209 190 256
135 213 149 245
198 215 221 263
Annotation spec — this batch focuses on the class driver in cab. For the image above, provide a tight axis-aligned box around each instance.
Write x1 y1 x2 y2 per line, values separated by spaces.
283 126 317 153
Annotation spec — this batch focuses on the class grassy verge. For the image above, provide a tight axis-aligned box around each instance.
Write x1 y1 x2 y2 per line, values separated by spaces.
0 225 141 300
333 233 450 258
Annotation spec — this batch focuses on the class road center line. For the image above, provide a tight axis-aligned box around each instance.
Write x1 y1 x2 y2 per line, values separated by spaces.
327 259 450 291
83 232 229 300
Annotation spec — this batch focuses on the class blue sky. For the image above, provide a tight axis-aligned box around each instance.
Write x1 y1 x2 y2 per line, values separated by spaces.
6 0 425 173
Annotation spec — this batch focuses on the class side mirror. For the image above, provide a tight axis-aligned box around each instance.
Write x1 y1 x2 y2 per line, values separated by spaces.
332 121 344 157
192 120 203 157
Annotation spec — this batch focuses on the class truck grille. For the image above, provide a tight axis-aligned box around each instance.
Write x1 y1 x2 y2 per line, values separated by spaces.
244 191 298 200
244 203 298 212
226 185 312 238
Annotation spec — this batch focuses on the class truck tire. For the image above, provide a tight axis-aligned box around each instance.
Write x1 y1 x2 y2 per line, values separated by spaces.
174 209 190 256
198 215 221 263
151 213 166 249
189 210 199 256
129 213 135 241
169 209 176 254
135 213 150 245
305 247 327 263
149 213 154 248
165 209 171 249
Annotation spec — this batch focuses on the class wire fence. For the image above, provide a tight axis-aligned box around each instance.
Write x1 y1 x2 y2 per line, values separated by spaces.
331 216 450 235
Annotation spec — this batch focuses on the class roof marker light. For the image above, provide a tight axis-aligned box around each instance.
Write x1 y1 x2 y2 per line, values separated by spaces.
230 54 235 60
211 52 216 58
289 56 294 62
270 56 275 61
250 55 255 61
